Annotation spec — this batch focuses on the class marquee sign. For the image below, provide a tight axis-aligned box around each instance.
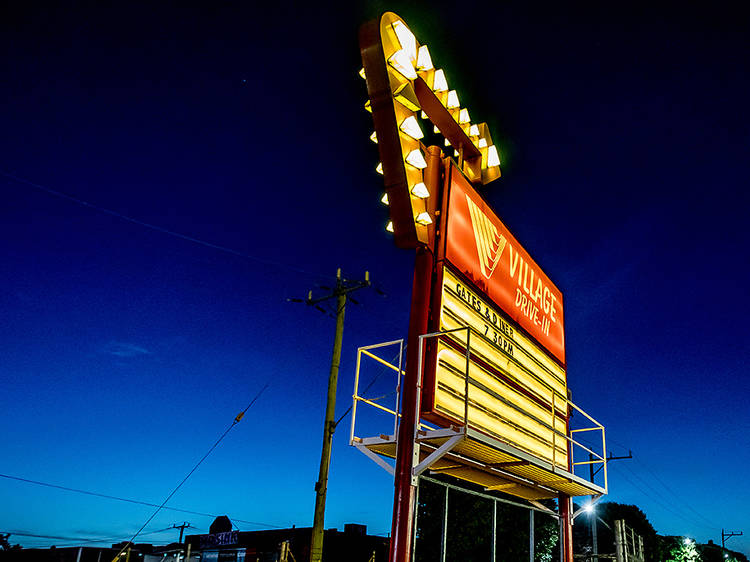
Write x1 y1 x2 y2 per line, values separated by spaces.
422 265 569 468
442 163 566 365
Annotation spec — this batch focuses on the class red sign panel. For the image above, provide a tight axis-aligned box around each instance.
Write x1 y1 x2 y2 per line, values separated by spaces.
444 166 566 364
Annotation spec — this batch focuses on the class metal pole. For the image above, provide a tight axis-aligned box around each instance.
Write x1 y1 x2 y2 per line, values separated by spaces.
614 520 625 562
559 493 573 562
411 482 420 562
529 509 534 562
440 484 448 562
388 147 440 562
589 454 598 561
310 272 347 562
492 500 497 562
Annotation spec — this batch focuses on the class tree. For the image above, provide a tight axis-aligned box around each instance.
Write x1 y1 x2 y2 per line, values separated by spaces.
667 538 701 562
573 502 661 562
0 534 22 551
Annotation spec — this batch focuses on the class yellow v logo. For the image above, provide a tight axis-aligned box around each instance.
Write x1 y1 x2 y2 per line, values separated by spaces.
466 194 506 279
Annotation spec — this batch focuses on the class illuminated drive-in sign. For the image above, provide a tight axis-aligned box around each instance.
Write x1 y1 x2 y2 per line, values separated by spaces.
418 161 570 468
443 164 566 365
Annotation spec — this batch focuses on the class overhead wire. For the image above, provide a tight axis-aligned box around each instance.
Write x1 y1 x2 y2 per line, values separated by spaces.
1 169 333 282
0 474 282 530
111 384 269 560
603 436 720 530
608 462 719 532
1 527 173 547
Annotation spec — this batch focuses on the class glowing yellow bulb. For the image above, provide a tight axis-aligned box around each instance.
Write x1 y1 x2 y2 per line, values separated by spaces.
388 49 417 80
433 69 448 92
478 138 488 148
386 221 394 233
487 145 501 167
370 131 378 144
433 125 440 134
458 108 470 124
469 125 480 137
376 162 383 174
364 100 372 113
392 21 417 62
446 90 459 109
399 115 424 140
421 110 428 119
359 67 366 80
405 149 428 169
415 212 432 225
381 193 389 205
444 138 451 147
417 45 433 71
411 182 430 198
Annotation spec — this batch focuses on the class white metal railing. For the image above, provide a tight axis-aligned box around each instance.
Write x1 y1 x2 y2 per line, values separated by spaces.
350 330 607 493
417 326 606 490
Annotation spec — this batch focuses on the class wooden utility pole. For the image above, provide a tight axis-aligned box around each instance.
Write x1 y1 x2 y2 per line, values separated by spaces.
299 269 370 562
589 451 632 560
722 529 743 549
170 522 191 544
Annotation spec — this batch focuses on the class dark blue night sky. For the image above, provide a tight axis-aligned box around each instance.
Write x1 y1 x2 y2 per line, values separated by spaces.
2 1 749 555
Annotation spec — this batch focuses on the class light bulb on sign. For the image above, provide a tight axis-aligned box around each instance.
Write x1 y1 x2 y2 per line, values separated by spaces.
446 90 459 109
388 50 417 80
392 21 417 61
415 212 432 225
411 183 430 198
433 69 448 92
399 115 424 140
487 145 500 167
416 45 433 71
405 149 428 169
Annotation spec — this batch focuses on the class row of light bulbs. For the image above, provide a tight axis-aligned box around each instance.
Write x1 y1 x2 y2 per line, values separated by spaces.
363 18 500 234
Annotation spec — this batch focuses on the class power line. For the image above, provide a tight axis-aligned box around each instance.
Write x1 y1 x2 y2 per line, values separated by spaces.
0 473 282 530
604 437 721 530
1 169 331 282
1 527 173 546
113 384 269 559
630 456 718 529
609 463 719 532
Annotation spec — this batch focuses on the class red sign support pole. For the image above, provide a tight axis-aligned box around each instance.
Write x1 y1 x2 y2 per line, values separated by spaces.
559 493 574 562
388 147 441 562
